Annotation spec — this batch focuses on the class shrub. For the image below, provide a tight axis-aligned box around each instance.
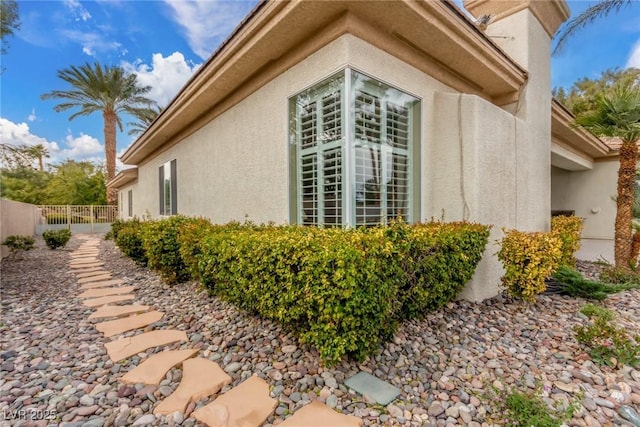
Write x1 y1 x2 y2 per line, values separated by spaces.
498 229 562 301
114 220 147 265
141 215 205 285
105 218 127 241
550 215 583 268
42 229 71 250
599 264 640 286
550 266 637 300
574 304 640 367
2 235 36 255
176 217 220 281
196 220 489 365
484 381 576 427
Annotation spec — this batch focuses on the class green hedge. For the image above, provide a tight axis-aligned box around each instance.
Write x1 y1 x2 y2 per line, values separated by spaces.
113 217 489 365
197 220 489 365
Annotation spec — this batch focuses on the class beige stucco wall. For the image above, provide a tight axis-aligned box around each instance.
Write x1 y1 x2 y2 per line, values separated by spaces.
551 160 617 240
123 23 554 302
118 183 137 220
0 198 40 258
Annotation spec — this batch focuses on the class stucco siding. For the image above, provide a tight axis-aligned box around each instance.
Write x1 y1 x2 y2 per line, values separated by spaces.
551 160 617 240
0 198 40 258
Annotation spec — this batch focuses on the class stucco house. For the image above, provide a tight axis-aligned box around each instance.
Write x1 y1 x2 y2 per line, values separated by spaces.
109 0 615 301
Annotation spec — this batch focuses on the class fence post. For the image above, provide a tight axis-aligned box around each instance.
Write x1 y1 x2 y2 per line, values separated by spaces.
66 205 71 229
90 205 94 233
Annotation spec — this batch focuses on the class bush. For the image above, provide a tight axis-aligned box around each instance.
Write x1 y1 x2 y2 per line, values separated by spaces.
141 215 205 285
176 217 221 281
574 304 640 367
550 215 583 268
114 220 147 266
550 266 637 300
42 229 71 250
2 235 36 255
105 218 127 241
196 220 489 365
599 264 640 286
498 229 562 301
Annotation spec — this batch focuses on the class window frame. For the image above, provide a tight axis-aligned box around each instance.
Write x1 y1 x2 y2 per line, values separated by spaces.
289 67 421 227
158 159 177 216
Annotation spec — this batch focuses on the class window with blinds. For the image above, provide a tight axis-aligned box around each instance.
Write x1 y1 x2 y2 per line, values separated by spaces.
290 69 419 227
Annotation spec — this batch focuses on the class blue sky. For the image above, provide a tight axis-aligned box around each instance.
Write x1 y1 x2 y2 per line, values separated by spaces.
1 0 639 170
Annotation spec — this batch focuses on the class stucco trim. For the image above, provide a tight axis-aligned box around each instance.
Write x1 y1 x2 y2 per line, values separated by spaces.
121 0 527 166
463 0 570 37
107 168 138 190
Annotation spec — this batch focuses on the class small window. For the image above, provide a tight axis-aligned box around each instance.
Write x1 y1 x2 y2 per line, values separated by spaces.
159 160 177 215
128 190 133 217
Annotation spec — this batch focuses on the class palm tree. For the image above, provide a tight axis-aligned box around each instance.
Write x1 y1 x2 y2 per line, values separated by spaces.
24 143 49 171
41 62 155 204
127 105 163 137
574 85 640 267
554 0 633 54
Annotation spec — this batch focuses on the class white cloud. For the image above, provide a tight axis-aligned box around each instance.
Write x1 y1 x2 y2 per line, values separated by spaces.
60 29 123 57
164 0 255 60
64 0 92 21
121 52 201 106
627 39 640 69
28 109 37 122
0 117 108 167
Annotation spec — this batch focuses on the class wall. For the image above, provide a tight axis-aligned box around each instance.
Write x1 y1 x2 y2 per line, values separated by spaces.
0 198 40 258
551 160 617 240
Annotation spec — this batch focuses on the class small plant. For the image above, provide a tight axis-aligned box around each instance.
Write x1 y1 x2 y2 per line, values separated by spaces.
1 235 36 256
599 264 640 287
42 229 72 250
485 381 576 427
550 215 583 268
550 266 637 300
498 229 562 301
574 303 640 368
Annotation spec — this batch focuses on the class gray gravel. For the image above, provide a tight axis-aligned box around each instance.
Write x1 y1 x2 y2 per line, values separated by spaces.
1 235 639 426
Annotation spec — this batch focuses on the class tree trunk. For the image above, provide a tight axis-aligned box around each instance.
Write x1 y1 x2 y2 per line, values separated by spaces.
630 229 640 269
38 155 43 172
614 139 638 267
104 109 117 206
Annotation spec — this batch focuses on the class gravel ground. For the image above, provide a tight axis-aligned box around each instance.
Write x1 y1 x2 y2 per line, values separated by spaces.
1 235 639 427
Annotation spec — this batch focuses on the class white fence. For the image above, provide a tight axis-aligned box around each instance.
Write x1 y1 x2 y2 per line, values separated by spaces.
37 205 118 234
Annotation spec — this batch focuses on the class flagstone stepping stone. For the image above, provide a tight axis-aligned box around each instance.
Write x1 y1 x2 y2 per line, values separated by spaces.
279 401 362 427
344 372 400 405
80 279 125 290
105 330 189 362
83 294 135 308
153 358 232 415
89 304 151 320
74 268 107 277
78 274 112 284
70 262 104 269
70 254 99 260
121 349 198 385
96 310 164 337
70 259 100 266
78 286 135 299
192 376 276 427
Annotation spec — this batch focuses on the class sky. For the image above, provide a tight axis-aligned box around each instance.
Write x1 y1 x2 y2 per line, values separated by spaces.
0 0 639 170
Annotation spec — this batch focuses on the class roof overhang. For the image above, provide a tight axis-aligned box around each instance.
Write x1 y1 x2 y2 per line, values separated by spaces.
106 168 138 190
551 100 610 167
121 0 527 165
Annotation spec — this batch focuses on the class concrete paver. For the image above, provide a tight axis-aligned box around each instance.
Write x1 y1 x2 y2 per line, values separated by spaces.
78 286 135 299
279 401 363 427
344 372 400 405
153 358 232 415
192 376 276 427
104 330 189 362
83 294 135 308
121 349 198 385
95 310 164 337
89 304 151 320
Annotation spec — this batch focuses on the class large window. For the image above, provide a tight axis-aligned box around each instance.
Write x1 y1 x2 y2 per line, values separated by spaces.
290 69 420 227
159 160 177 215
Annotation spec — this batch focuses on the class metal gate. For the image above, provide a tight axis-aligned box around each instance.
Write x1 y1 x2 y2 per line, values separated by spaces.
36 205 118 234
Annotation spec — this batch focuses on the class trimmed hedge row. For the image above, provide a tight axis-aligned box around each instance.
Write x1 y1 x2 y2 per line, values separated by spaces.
112 216 490 365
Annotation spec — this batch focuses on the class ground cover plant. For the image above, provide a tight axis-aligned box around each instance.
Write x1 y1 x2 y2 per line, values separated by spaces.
1 235 36 256
42 229 71 250
574 304 640 368
549 266 638 300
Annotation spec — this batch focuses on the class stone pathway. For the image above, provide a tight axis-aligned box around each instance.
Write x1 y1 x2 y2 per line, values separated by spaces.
69 235 362 427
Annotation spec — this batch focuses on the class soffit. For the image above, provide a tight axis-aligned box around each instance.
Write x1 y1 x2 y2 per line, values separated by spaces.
122 0 527 165
551 100 610 159
106 168 138 190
